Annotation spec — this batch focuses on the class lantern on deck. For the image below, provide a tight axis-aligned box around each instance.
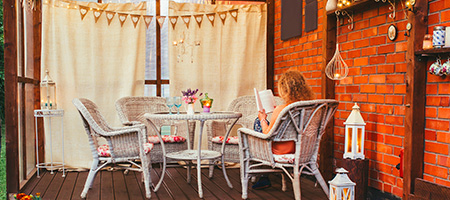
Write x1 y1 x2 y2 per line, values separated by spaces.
343 103 365 159
200 93 213 113
40 69 57 110
329 168 355 200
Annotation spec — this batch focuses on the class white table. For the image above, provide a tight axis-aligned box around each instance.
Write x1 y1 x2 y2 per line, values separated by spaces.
144 111 242 198
34 109 65 177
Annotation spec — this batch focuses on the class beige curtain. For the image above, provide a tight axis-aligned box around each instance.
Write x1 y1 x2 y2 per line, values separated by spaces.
168 2 267 112
42 0 146 168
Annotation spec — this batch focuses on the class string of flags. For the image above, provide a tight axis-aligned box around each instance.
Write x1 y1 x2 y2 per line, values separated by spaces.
46 0 238 29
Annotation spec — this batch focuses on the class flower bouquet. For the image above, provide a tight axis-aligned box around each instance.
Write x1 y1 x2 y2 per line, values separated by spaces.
14 193 41 200
181 88 202 115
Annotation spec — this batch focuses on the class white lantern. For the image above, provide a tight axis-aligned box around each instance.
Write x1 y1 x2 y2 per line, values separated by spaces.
40 69 57 110
329 168 355 200
343 103 365 159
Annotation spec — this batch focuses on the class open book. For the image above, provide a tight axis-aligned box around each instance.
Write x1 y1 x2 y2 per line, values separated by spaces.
254 88 276 113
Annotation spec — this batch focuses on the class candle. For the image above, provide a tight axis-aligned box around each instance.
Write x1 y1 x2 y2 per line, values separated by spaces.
203 106 210 113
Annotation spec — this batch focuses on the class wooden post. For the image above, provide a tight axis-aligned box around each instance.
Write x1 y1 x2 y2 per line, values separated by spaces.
320 10 337 182
5 0 19 195
266 0 274 90
404 0 427 198
156 0 161 96
340 158 369 200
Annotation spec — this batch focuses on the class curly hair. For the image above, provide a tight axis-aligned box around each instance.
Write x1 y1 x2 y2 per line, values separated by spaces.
278 70 315 103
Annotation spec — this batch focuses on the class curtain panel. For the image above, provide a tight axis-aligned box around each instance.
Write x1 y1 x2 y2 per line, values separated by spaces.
42 0 146 168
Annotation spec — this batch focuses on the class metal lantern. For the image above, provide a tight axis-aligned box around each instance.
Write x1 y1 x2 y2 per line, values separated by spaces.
343 103 365 159
329 168 356 200
40 69 57 110
200 93 213 113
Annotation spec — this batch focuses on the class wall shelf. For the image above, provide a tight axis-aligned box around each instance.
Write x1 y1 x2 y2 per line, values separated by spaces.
415 48 450 57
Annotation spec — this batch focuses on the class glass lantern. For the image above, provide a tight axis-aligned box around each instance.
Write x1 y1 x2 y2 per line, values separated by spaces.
329 168 356 200
200 93 213 113
344 103 365 159
40 69 57 110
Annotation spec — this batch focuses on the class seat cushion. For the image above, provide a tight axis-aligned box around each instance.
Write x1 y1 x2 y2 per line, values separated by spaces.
211 136 239 145
148 135 186 144
273 154 295 164
97 143 154 157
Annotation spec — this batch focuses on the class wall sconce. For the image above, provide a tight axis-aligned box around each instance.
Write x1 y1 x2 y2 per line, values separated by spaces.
329 168 356 200
200 93 213 113
344 103 365 160
40 69 57 110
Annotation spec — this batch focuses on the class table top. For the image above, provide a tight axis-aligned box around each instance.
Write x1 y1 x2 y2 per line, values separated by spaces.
34 109 64 117
143 111 242 120
166 150 222 160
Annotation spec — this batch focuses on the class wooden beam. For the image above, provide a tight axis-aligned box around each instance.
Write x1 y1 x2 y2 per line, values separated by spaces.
404 0 428 198
5 0 19 194
266 0 274 90
320 11 336 182
156 0 161 96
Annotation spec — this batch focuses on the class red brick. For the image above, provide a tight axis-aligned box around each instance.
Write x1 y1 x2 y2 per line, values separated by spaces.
370 56 386 65
396 63 407 73
355 38 370 48
425 141 449 154
437 131 450 143
428 13 440 25
377 124 394 134
348 31 362 41
347 49 361 58
367 132 384 143
426 119 450 131
370 15 387 26
424 164 448 179
394 106 405 115
340 77 353 84
385 116 404 126
425 130 437 141
362 66 377 74
437 155 450 168
387 53 406 63
363 9 378 19
395 42 407 52
379 172 396 185
346 86 360 93
368 113 385 123
438 83 450 94
385 135 403 146
363 27 378 37
378 44 395 54
339 94 353 101
354 76 368 84
354 57 369 66
426 107 437 118
427 96 450 107
340 42 354 51
385 95 403 105
438 108 450 119
442 10 450 22
376 85 394 93
386 74 404 84
362 47 377 56
435 178 450 188
353 94 368 102
394 85 406 94
429 0 445 13
368 94 385 103
361 104 376 112
377 64 395 73
427 84 438 94
424 152 437 164
369 75 386 83
370 36 387 46
377 105 394 114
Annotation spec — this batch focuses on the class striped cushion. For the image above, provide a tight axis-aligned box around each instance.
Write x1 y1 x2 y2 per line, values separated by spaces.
97 143 154 157
148 135 186 144
273 154 295 164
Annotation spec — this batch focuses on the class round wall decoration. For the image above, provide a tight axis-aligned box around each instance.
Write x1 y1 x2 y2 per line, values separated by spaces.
388 24 397 41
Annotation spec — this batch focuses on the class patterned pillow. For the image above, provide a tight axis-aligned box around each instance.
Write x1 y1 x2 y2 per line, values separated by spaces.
97 143 154 157
273 154 295 164
148 135 186 144
211 136 239 145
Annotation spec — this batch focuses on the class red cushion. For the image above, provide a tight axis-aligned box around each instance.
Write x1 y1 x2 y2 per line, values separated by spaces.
148 135 186 144
97 143 154 157
211 136 239 144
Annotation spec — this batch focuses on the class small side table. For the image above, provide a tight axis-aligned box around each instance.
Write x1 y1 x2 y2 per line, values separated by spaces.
34 109 65 177
340 158 369 200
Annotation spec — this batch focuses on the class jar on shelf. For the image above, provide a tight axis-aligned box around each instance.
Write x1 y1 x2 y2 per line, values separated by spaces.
423 34 433 50
433 26 445 48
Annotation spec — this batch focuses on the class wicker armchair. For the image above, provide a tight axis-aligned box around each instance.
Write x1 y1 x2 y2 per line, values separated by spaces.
73 98 153 199
205 95 283 177
115 96 195 164
239 99 338 200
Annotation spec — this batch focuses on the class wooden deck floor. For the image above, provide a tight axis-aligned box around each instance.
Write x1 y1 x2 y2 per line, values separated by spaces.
21 166 328 200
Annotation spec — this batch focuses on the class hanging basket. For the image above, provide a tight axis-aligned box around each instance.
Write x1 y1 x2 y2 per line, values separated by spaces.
325 44 348 80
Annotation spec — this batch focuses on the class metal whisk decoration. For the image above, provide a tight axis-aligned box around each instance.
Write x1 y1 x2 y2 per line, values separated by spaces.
325 13 349 81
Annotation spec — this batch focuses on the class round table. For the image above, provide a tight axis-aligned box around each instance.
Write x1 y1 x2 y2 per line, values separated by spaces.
144 111 242 198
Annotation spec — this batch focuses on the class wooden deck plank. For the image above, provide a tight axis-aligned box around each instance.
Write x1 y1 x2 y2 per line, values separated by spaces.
195 168 235 200
157 167 189 200
123 171 145 200
100 171 114 200
57 172 78 200
166 167 199 199
30 170 55 197
43 172 65 199
70 171 88 200
174 167 219 200
20 173 42 195
86 171 101 200
151 167 175 199
112 171 130 200
201 168 243 199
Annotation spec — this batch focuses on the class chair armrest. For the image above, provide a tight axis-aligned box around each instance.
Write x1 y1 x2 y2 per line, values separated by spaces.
102 124 146 137
122 121 142 126
238 127 271 140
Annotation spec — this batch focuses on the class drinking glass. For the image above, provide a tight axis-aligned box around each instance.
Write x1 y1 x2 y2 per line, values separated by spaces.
174 97 182 114
166 97 174 114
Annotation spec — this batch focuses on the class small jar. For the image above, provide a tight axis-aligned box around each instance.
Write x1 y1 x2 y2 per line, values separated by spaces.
433 26 445 48
423 34 433 50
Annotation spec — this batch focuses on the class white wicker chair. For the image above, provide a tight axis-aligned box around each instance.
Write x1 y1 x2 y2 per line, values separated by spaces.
73 98 153 199
239 99 339 200
206 95 283 177
115 96 195 164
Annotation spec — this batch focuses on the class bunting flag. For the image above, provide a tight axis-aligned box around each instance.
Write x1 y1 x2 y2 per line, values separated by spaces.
194 14 203 28
157 16 166 28
206 13 215 27
181 15 191 29
79 5 89 20
230 9 238 22
93 9 103 23
169 16 178 30
131 14 141 28
118 13 128 27
105 11 116 25
144 16 153 29
218 11 227 25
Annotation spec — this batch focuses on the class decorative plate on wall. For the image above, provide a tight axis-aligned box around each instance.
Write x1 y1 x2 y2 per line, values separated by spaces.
388 24 397 41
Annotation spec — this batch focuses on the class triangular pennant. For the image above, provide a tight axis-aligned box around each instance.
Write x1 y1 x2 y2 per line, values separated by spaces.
105 11 116 26
130 14 141 28
181 15 191 29
144 15 153 29
206 13 215 26
79 5 89 20
157 16 166 28
93 9 103 23
118 13 128 27
229 9 238 22
194 14 203 28
169 16 178 30
218 11 227 25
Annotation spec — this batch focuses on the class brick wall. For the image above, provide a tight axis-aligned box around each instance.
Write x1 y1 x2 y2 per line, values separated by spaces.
423 0 450 187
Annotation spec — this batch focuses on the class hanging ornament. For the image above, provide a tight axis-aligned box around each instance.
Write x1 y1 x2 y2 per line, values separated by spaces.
157 16 166 28
118 13 128 27
169 16 178 29
105 11 116 26
206 13 215 26
325 15 348 80
93 9 103 23
229 9 238 22
194 14 203 28
182 15 191 29
218 11 227 25
79 5 89 20
144 16 153 29
130 14 141 28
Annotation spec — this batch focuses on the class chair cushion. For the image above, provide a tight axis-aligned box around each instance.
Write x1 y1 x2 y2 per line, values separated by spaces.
211 136 239 145
97 143 154 157
273 154 295 164
148 135 186 144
